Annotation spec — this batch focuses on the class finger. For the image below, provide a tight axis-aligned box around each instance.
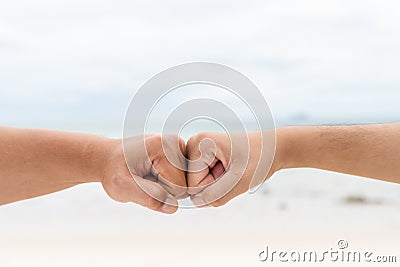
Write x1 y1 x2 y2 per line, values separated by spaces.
147 135 187 199
158 135 188 198
112 174 178 214
136 177 179 213
187 158 218 191
188 158 224 194
191 166 244 207
211 161 225 179
186 134 219 194
155 157 188 199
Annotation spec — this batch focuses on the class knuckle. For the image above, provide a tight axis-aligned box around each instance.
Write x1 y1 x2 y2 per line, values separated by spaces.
162 134 183 150
178 137 186 154
157 134 176 144
149 134 163 146
196 132 209 142
161 133 179 141
148 134 184 156
188 133 207 150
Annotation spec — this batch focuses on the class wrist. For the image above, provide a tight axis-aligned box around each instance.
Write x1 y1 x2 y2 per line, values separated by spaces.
249 129 285 175
81 136 119 183
277 126 319 170
275 126 296 171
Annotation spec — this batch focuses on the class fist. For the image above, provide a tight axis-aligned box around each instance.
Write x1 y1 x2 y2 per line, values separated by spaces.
101 134 187 214
186 131 277 207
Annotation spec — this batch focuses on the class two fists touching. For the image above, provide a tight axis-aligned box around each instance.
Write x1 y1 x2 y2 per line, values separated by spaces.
101 132 279 214
2 124 398 209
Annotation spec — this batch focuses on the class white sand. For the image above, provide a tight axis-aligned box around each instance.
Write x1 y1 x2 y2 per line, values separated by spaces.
1 169 399 266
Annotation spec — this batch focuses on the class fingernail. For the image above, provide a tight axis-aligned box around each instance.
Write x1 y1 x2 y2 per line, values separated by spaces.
161 195 177 214
192 195 206 207
161 203 176 214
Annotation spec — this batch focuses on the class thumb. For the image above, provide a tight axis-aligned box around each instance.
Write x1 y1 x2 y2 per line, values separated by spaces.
135 177 179 213
186 135 219 195
190 166 242 207
107 173 178 214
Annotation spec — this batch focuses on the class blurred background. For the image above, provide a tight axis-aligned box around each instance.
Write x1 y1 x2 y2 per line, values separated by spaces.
0 0 399 266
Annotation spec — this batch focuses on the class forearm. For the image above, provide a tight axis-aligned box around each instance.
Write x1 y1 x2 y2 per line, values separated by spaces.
278 123 400 183
0 127 111 205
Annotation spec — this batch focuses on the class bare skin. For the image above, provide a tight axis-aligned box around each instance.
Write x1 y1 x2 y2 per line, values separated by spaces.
187 123 400 207
0 127 186 214
1 123 399 212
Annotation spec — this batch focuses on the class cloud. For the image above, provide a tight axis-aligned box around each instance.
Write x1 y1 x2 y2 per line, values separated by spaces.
1 0 400 127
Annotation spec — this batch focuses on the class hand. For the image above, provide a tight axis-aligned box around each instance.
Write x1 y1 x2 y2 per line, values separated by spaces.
186 131 280 207
101 134 187 214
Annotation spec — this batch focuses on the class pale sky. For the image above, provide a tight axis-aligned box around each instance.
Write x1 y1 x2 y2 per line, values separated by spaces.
1 0 400 133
